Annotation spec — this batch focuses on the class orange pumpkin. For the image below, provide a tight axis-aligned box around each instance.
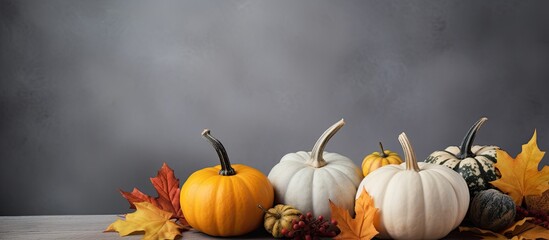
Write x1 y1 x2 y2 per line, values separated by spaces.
361 142 402 176
180 129 274 237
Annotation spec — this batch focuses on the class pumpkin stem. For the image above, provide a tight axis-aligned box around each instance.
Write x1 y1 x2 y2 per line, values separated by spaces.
398 133 420 172
457 117 488 159
308 119 345 168
379 142 388 158
258 204 281 218
202 129 236 176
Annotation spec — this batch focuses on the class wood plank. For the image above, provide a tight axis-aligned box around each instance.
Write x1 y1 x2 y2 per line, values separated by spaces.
0 215 475 239
0 215 270 239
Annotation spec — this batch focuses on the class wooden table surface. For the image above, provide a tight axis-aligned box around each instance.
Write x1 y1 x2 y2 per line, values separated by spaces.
0 215 271 240
0 215 475 239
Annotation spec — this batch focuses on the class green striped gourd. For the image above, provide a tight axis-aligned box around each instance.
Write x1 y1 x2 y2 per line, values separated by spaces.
425 117 499 196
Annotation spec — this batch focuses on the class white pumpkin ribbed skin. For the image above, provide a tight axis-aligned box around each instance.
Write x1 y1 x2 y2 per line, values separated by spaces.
356 162 469 240
268 151 362 219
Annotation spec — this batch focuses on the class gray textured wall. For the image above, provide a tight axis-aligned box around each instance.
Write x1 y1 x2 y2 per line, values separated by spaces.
2 0 549 215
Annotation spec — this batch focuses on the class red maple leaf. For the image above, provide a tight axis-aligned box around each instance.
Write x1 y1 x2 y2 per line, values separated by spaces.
120 163 187 225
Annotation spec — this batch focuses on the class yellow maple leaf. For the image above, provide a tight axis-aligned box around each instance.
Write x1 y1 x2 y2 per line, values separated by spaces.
520 225 549 239
459 217 549 240
105 202 183 240
490 130 549 206
330 187 378 240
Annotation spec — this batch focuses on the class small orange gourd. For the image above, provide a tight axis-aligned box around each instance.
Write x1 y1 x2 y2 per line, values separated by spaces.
361 142 402 176
180 129 274 237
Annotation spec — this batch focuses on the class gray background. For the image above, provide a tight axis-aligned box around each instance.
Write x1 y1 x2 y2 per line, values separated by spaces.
2 0 549 216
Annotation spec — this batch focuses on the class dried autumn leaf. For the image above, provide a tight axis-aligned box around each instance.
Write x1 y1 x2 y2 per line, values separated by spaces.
105 202 183 240
490 131 549 206
120 163 186 224
330 187 378 240
458 226 506 239
459 217 549 240
520 224 549 239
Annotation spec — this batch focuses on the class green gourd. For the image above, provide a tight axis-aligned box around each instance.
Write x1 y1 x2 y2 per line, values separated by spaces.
425 117 500 196
468 189 516 232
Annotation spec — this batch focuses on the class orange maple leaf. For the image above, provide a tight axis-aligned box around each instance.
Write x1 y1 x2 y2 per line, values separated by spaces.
120 163 186 225
106 202 183 240
459 217 549 239
490 131 549 205
330 187 378 240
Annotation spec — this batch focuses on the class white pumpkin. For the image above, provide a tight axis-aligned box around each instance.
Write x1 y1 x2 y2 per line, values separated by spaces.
356 133 469 240
268 119 363 218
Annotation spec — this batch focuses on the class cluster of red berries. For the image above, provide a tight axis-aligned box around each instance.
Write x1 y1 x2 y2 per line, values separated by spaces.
516 206 549 228
280 212 340 240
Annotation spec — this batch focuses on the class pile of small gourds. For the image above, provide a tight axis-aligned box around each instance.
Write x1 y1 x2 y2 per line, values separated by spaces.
178 117 515 239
